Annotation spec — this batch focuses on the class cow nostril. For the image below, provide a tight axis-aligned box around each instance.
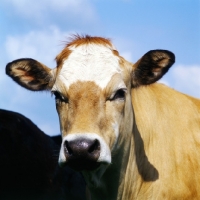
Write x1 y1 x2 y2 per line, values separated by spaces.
65 141 73 155
63 138 101 171
88 139 100 154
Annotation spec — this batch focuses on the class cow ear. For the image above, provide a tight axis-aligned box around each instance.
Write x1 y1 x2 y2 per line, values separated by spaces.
131 50 175 87
6 58 55 91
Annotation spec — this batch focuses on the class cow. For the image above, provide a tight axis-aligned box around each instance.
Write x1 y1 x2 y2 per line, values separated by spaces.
0 109 86 200
6 35 200 199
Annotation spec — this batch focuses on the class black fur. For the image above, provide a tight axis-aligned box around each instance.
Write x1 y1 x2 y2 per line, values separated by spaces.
6 58 51 91
132 50 175 87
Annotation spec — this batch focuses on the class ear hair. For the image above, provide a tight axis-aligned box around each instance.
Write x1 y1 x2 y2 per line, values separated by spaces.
6 58 54 91
132 50 175 87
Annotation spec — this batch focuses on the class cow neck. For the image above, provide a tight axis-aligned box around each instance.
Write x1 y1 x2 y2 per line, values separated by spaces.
121 117 159 199
83 131 133 200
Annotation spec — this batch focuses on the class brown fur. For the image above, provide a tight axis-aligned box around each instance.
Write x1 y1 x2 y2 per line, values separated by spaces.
65 34 113 48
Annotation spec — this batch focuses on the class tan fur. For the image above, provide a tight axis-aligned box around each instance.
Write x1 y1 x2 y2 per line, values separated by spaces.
6 35 200 199
56 80 120 151
127 83 200 199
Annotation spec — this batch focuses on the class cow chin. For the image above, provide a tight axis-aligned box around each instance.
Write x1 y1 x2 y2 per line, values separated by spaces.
59 133 111 172
82 163 109 188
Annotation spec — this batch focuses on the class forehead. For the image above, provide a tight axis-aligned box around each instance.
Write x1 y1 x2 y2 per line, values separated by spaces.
53 37 122 90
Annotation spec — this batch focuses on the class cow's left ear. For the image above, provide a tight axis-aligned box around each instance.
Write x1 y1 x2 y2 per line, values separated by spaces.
131 50 175 87
6 58 56 91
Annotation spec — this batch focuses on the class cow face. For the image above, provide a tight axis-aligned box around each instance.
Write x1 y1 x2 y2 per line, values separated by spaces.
6 35 175 176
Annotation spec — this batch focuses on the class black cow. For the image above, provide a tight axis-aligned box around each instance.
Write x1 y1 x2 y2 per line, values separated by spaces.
0 109 86 200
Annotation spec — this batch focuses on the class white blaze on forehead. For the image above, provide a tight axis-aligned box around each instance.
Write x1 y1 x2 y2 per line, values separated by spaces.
54 43 121 90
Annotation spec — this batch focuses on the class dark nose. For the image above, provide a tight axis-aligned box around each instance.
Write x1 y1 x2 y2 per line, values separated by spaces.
64 138 101 171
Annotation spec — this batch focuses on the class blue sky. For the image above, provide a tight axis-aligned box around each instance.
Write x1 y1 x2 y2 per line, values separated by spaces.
0 0 199 135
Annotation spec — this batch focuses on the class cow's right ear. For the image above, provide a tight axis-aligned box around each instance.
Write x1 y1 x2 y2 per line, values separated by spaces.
6 58 56 91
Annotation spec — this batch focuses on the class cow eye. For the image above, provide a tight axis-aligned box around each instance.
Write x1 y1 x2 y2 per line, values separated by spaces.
52 91 68 103
111 89 126 101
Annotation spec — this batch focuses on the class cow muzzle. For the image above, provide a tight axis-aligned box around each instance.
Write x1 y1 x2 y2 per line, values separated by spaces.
59 133 111 171
64 138 101 171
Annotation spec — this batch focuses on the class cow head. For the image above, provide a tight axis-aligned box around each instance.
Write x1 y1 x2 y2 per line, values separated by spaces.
6 35 175 183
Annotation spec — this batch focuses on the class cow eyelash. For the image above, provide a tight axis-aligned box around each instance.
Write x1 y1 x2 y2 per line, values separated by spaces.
110 89 126 101
51 91 68 103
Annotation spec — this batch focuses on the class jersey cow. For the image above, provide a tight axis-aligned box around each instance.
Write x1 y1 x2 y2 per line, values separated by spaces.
6 35 200 199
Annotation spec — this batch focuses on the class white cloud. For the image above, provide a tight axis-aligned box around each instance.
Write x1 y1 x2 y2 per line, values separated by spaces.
158 79 170 86
120 51 133 62
5 26 69 67
2 26 70 135
164 64 200 98
2 0 97 24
